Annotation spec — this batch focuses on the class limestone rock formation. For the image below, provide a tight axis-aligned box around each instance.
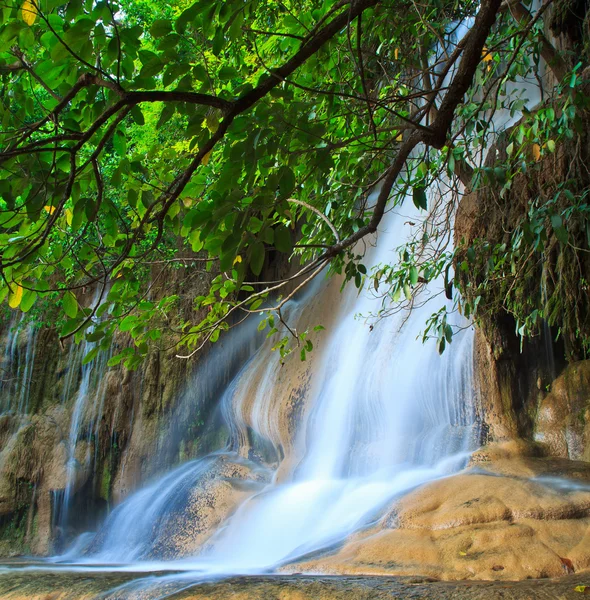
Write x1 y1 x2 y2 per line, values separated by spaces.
286 443 590 581
535 360 590 461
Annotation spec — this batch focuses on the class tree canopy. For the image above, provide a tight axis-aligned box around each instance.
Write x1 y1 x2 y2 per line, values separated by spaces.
0 0 584 367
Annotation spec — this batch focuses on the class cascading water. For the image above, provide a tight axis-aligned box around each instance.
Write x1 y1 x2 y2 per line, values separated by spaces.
62 202 479 581
0 314 39 415
0 313 19 413
56 287 114 533
175 210 477 575
49 17 546 587
58 342 111 529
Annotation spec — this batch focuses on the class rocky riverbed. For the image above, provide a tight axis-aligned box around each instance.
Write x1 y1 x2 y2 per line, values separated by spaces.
0 569 589 599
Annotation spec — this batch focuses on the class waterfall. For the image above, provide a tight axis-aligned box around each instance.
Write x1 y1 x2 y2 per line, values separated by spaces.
0 314 38 415
176 209 477 574
47 19 545 581
56 287 113 533
63 202 479 576
0 314 19 413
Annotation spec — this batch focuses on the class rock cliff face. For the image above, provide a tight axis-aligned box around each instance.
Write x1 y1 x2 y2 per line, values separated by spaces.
535 360 590 461
454 66 590 451
0 246 313 556
0 257 244 555
455 122 590 459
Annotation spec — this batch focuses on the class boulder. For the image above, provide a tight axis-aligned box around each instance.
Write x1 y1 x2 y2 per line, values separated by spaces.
286 444 590 580
535 360 590 461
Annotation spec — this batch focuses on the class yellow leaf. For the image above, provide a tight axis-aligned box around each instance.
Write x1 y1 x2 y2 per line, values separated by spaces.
44 205 56 215
574 585 588 593
21 0 37 25
532 143 541 162
202 150 212 166
396 134 403 142
482 47 493 62
459 551 467 556
233 255 242 265
8 285 23 308
182 197 194 208
65 208 73 226
394 48 399 60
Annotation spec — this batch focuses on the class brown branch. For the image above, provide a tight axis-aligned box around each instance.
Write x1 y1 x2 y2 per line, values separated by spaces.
233 0 379 114
288 198 341 243
10 49 61 101
427 0 503 148
242 26 305 41
0 61 24 73
318 0 504 259
122 90 231 112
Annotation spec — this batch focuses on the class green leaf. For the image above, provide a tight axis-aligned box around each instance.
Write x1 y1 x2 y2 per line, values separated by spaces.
413 187 428 211
551 214 568 244
113 130 127 156
409 265 418 285
82 346 99 365
274 225 292 253
107 354 125 367
130 106 145 125
218 65 238 81
444 324 453 343
150 19 172 38
278 167 296 199
20 290 37 313
493 167 506 184
250 242 265 276
193 64 209 82
119 315 138 332
63 291 78 318
61 318 81 337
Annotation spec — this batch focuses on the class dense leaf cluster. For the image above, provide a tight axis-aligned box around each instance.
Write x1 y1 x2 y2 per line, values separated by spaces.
0 0 581 366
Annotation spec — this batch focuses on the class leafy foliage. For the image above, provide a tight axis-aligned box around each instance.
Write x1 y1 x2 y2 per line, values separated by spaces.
0 0 582 366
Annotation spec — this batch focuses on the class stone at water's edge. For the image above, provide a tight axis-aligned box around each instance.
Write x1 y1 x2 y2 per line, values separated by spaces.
535 360 590 461
286 442 590 581
87 453 270 560
0 571 589 599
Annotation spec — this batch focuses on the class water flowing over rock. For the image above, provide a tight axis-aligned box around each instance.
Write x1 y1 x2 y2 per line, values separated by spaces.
59 207 482 577
2 9 590 595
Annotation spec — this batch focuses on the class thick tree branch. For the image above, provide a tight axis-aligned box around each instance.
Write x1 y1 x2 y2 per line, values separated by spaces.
427 0 503 148
319 0 503 259
233 0 379 113
122 90 232 112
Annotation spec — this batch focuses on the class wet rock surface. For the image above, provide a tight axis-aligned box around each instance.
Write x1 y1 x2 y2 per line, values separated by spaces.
288 443 590 581
535 360 590 461
86 453 271 561
0 570 589 599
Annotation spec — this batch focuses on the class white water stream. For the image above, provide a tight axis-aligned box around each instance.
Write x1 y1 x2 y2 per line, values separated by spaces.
0 314 39 415
58 203 479 582
57 286 113 531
